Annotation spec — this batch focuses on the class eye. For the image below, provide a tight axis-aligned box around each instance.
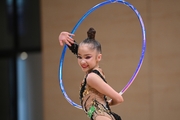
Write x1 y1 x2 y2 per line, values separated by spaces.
85 56 91 59
77 56 82 59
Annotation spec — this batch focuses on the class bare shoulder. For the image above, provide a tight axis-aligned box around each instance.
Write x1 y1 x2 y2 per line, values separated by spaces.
86 69 104 82
86 72 100 83
86 70 107 90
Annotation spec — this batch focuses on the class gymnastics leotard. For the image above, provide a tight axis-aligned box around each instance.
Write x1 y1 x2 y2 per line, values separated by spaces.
79 69 122 120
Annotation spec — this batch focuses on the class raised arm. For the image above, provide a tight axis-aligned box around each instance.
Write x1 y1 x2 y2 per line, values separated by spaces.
59 32 79 55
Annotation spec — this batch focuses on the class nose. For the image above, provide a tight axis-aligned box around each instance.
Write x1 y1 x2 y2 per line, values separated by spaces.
80 59 86 64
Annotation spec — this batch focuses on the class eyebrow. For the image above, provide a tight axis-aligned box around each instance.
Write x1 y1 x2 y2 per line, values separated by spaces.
78 53 92 56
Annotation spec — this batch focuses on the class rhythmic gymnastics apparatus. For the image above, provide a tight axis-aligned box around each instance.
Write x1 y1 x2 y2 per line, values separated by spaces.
58 0 146 120
59 27 124 120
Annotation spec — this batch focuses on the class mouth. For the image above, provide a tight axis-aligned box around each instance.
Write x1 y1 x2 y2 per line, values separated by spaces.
81 65 88 69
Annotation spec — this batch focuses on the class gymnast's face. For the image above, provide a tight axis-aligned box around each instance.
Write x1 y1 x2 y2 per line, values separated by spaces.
77 44 102 73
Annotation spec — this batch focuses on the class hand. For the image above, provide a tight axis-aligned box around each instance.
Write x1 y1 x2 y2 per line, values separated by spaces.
59 32 75 46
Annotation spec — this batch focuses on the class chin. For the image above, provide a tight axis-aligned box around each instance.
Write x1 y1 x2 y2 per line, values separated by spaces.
81 68 90 73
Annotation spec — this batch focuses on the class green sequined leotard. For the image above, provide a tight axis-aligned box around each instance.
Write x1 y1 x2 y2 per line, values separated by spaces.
79 70 121 120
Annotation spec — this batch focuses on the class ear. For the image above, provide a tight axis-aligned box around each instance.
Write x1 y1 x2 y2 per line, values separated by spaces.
97 54 102 62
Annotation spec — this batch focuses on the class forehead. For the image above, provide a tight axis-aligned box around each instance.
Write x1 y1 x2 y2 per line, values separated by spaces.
78 44 96 55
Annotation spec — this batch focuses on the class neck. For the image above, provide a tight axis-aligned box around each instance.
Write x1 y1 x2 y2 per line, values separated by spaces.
86 65 100 74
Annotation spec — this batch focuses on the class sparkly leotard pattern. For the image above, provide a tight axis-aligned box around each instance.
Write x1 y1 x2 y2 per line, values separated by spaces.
79 70 121 120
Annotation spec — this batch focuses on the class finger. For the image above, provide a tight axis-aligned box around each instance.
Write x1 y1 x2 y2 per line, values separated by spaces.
68 37 74 42
68 40 74 44
59 40 63 46
65 41 71 46
67 37 75 43
68 33 75 36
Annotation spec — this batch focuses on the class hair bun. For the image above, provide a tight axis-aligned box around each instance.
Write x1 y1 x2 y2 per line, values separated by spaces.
87 27 96 39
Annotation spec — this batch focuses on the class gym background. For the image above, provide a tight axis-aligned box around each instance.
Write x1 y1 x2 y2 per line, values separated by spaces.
0 0 179 120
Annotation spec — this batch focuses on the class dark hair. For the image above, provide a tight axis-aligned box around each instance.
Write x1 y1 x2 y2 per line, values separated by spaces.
79 27 102 53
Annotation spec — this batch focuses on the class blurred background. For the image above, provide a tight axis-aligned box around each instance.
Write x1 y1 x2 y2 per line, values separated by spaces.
0 0 180 120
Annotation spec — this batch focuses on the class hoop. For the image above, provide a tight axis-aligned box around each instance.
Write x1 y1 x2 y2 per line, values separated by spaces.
59 0 146 109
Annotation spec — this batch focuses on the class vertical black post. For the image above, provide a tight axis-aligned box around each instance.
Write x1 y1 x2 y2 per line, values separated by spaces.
9 58 17 120
10 0 18 119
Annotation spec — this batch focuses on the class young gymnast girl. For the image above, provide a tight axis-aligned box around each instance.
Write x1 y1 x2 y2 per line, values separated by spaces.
59 28 124 120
